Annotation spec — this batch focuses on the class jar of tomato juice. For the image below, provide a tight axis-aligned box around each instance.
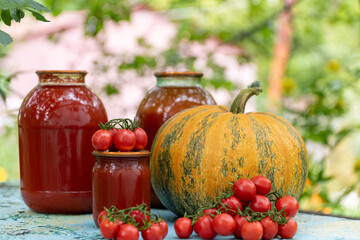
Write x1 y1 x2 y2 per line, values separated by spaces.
135 71 216 208
92 151 151 227
18 70 108 214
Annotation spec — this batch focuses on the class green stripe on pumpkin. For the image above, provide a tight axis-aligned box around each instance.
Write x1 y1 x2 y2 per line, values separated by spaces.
256 112 308 198
151 105 309 216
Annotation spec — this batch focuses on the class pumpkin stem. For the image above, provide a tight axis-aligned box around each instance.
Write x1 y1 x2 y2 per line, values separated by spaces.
230 81 263 114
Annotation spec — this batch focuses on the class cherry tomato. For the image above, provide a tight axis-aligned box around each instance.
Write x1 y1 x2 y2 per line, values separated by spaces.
158 220 168 238
98 210 107 227
133 127 148 150
232 179 256 202
203 208 217 218
276 195 299 217
114 129 136 151
260 217 278 240
278 218 297 239
109 128 119 136
92 130 113 151
241 221 263 240
213 213 236 236
250 195 271 212
108 128 119 151
174 217 193 239
251 175 272 195
217 195 242 216
233 215 248 239
100 219 120 239
129 210 149 228
141 223 163 240
116 224 139 240
194 216 217 239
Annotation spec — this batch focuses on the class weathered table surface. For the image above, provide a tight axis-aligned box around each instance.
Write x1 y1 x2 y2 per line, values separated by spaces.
0 182 359 240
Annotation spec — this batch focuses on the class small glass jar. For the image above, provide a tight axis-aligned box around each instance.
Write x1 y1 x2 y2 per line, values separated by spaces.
92 151 151 227
135 71 216 208
18 70 107 214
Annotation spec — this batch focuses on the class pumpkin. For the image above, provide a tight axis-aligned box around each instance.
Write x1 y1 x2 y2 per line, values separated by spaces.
150 81 309 216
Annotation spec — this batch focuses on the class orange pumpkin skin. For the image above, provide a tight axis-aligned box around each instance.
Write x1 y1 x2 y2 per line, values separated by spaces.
150 83 309 216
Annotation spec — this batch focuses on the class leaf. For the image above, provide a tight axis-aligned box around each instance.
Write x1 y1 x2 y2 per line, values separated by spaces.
0 76 10 101
0 86 6 101
333 128 353 147
28 9 50 22
1 9 12 26
0 0 22 9
104 84 118 96
10 9 25 22
25 0 50 12
0 30 12 46
0 0 50 12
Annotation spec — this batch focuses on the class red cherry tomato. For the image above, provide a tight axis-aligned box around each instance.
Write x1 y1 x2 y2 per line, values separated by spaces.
129 210 149 228
116 224 139 240
174 217 193 239
109 128 119 136
217 195 242 216
276 195 299 217
260 216 278 240
92 130 113 151
241 221 263 240
158 220 168 238
100 219 120 239
133 127 148 150
213 213 236 236
233 215 248 239
108 128 119 151
97 210 107 227
251 175 272 195
203 208 218 218
232 179 256 202
141 223 163 240
278 218 298 239
114 129 136 151
250 195 271 212
194 216 217 239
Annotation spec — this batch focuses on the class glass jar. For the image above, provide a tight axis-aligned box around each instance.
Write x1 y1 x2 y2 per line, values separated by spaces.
135 71 216 208
92 151 151 227
18 70 108 214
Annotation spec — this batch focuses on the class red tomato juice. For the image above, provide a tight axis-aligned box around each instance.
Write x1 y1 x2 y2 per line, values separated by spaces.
18 71 107 214
136 86 216 151
135 72 216 208
92 151 151 227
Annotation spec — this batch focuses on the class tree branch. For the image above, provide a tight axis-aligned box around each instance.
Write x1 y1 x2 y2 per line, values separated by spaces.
267 0 298 112
229 0 302 43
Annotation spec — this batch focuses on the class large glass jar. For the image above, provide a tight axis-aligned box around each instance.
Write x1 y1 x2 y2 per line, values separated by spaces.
92 151 151 227
18 70 108 214
135 71 216 208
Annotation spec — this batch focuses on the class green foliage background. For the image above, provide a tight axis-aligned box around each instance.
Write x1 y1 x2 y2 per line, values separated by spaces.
0 0 50 46
1 0 360 217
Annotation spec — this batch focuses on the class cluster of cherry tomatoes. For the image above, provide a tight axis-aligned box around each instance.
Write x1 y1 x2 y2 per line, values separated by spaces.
91 118 148 152
98 204 168 240
174 176 299 240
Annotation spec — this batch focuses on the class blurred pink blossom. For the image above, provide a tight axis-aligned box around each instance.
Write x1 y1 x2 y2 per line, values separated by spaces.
0 8 256 129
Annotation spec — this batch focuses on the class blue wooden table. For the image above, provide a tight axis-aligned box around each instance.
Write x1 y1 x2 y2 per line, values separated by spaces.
0 182 359 240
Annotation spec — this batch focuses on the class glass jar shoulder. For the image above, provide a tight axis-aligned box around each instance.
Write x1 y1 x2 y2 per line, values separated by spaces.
18 84 107 127
139 86 216 107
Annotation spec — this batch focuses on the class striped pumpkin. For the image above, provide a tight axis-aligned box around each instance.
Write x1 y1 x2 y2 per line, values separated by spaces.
150 82 309 216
